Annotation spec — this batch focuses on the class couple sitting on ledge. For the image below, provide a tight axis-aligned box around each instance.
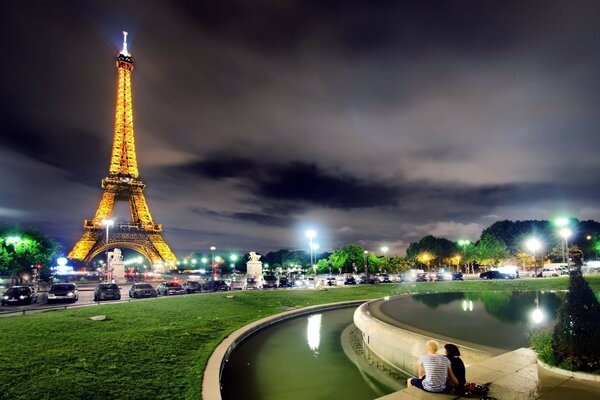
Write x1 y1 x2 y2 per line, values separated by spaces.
407 340 466 394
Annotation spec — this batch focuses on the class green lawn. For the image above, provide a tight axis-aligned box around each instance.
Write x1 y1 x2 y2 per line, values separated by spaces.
1 276 599 400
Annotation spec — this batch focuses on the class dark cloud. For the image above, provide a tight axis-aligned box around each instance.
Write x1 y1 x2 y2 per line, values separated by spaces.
175 157 399 209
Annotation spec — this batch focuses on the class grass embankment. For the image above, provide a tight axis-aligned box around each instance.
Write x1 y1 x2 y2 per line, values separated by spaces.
1 276 599 400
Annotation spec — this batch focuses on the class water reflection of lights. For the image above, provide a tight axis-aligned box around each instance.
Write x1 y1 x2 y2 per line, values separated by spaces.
461 300 474 312
530 292 545 324
530 308 545 324
307 314 322 355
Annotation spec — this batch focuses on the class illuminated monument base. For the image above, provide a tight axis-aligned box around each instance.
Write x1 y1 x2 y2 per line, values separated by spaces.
108 248 126 283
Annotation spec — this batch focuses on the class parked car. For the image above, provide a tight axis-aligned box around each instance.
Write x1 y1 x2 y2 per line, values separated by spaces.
202 280 230 292
278 276 292 288
294 279 308 288
263 275 278 289
479 271 511 280
246 277 259 290
128 283 157 298
156 282 185 296
541 268 561 278
377 273 392 283
344 275 356 285
182 281 202 294
1 286 37 306
326 276 337 286
452 271 464 281
93 283 121 301
230 280 246 290
358 275 379 284
47 283 78 303
415 272 428 282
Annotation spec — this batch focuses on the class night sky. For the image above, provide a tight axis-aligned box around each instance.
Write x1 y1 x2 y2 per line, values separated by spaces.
1 0 600 256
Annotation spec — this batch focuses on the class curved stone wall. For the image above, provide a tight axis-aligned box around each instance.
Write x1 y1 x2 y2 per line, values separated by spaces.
353 301 492 376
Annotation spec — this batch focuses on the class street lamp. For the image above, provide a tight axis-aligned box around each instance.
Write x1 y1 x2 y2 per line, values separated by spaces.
230 254 238 273
364 250 370 280
421 253 430 271
526 237 542 278
559 228 572 268
380 246 389 273
311 243 320 282
101 218 114 282
305 230 316 273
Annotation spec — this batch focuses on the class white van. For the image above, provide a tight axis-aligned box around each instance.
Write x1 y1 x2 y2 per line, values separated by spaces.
541 268 561 277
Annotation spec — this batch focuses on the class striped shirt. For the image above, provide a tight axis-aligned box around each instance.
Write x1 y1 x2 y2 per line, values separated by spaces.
418 354 450 392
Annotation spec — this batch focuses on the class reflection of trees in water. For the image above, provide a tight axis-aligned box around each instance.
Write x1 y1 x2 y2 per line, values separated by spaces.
475 291 564 324
411 293 465 308
410 291 564 323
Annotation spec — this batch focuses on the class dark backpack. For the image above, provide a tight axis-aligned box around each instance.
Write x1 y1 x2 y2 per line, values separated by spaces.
462 382 494 399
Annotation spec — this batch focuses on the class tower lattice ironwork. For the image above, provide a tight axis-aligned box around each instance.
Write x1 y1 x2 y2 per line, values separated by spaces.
68 32 177 269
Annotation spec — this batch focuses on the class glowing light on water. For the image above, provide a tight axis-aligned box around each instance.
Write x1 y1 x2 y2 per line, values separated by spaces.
462 300 473 312
307 314 322 355
531 308 545 324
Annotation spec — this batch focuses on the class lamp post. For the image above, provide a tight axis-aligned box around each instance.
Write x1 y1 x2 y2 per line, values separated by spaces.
380 246 389 273
364 250 369 281
422 253 430 271
559 228 572 269
101 218 114 282
230 254 238 273
305 230 316 271
311 243 319 282
210 246 216 279
526 237 542 278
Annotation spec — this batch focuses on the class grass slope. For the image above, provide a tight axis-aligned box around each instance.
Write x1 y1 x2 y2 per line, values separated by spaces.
1 276 599 400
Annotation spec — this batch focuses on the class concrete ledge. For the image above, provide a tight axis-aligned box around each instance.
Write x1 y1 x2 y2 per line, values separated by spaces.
354 301 492 376
537 359 600 382
376 348 539 400
202 300 365 400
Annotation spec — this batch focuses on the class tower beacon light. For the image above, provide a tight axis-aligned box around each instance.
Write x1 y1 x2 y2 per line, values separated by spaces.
121 31 129 56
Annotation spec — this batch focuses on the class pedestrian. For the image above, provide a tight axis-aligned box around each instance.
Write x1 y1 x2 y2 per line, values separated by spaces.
444 343 466 392
407 340 459 392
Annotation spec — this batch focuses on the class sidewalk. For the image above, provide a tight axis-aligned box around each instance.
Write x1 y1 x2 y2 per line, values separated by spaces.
376 348 600 400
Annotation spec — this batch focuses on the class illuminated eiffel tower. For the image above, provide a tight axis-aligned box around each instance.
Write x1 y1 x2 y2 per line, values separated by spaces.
68 32 176 270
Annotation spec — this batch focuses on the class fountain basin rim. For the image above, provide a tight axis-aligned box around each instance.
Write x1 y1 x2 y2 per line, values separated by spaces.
537 359 600 382
203 299 366 400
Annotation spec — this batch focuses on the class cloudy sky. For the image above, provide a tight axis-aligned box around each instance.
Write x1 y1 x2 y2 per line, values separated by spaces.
1 0 600 257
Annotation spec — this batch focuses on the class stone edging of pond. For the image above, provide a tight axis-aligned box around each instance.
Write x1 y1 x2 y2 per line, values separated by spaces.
202 299 366 400
537 359 600 382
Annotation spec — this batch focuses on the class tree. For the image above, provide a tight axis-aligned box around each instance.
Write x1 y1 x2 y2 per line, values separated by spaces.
389 256 412 273
406 235 456 267
0 226 61 284
328 244 365 273
552 270 600 371
475 234 509 267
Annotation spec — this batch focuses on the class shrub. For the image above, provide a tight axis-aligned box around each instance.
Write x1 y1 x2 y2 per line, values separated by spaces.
530 328 556 366
552 270 600 372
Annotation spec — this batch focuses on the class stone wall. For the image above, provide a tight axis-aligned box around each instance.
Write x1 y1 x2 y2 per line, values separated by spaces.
353 302 491 376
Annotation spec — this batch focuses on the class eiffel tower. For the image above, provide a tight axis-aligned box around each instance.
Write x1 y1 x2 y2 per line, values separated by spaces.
68 32 177 269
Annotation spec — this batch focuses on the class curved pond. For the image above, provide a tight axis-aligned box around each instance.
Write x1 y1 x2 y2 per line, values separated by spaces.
221 307 395 400
379 291 562 350
220 291 563 400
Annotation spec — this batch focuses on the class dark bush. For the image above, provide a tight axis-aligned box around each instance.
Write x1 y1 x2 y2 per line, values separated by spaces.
552 270 600 372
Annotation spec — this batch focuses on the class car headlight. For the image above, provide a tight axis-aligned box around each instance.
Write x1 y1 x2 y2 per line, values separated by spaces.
2 295 8 300
67 292 74 297
48 293 56 298
19 295 26 299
